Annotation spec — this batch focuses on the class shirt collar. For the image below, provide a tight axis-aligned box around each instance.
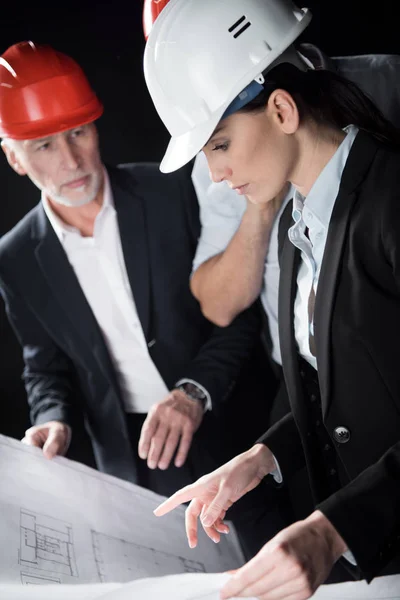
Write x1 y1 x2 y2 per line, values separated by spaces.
42 167 114 243
292 124 359 228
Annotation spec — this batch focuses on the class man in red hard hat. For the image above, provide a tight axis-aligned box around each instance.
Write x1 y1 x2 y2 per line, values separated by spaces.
0 41 289 559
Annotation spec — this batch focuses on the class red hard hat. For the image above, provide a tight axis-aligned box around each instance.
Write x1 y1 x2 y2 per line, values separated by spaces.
0 41 104 140
143 0 170 40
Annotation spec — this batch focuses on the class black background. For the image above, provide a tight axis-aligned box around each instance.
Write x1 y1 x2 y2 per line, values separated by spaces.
0 1 398 455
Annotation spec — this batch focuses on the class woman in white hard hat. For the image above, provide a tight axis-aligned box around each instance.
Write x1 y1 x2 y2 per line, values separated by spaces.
144 0 400 597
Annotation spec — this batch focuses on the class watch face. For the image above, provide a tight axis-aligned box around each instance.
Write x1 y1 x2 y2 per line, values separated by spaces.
181 383 206 402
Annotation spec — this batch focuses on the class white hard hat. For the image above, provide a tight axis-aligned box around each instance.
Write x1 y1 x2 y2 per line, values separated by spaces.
144 0 312 173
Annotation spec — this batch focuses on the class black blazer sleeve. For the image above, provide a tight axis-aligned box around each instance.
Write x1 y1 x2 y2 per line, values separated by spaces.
256 412 306 478
318 444 400 581
178 303 262 411
0 267 79 427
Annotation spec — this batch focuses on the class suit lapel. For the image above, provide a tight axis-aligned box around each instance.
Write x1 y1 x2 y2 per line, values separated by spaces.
110 168 152 343
33 207 117 379
315 131 379 416
314 188 357 415
278 214 309 430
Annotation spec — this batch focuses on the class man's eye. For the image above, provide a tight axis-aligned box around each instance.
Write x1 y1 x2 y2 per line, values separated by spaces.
36 143 50 151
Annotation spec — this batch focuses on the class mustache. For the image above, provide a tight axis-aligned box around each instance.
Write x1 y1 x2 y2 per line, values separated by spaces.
60 173 89 186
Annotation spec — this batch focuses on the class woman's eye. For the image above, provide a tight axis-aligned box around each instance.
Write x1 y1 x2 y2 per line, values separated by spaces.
212 142 229 152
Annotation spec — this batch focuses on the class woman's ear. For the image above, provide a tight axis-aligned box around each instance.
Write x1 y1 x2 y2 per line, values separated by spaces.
268 89 299 135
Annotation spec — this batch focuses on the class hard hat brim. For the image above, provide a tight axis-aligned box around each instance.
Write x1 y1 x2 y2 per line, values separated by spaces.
160 105 226 173
2 103 104 141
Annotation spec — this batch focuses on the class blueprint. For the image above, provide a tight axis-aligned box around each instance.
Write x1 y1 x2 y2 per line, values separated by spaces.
0 434 243 587
1 433 399 599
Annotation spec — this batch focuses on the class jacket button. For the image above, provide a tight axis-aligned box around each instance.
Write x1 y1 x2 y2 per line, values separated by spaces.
333 426 351 444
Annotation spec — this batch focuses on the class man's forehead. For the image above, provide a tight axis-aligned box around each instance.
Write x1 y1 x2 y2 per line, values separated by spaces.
23 131 62 147
22 124 90 147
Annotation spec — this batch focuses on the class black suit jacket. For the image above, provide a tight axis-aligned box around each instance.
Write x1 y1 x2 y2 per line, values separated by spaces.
259 132 400 581
0 163 263 483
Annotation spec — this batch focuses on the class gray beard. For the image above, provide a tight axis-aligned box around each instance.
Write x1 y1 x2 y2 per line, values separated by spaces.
32 172 102 208
49 190 98 207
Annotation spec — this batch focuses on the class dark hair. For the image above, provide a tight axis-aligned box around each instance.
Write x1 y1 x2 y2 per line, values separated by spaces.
240 62 400 148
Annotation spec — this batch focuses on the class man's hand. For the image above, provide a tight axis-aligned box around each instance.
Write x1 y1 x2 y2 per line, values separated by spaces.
220 510 348 600
138 389 204 471
21 421 71 459
154 444 276 547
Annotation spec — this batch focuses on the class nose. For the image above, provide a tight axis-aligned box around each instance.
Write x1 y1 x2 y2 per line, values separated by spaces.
59 138 80 170
207 159 232 184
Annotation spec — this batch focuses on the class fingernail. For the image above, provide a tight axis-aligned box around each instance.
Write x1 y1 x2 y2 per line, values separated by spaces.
148 461 156 469
202 515 213 527
189 541 196 549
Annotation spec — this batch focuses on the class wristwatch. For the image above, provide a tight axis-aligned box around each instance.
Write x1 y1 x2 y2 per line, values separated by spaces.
177 382 208 409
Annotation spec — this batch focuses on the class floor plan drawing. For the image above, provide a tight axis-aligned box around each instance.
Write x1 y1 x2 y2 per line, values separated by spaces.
20 572 61 585
91 530 206 583
19 509 78 578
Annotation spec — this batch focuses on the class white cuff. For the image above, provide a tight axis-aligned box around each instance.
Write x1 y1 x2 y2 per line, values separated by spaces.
342 549 357 566
175 379 212 411
270 453 283 484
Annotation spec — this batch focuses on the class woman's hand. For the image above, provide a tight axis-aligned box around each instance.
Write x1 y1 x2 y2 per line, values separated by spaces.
154 444 275 547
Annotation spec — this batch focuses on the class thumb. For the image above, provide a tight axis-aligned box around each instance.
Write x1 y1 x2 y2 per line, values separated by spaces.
201 487 232 528
42 427 65 459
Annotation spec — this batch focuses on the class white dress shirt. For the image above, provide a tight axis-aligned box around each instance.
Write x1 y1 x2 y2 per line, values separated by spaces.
43 170 174 414
288 125 359 368
192 151 292 365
